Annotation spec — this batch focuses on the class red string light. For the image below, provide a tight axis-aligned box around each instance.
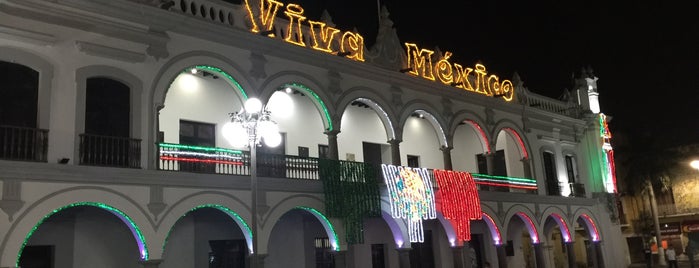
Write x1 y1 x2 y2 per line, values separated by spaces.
434 169 482 242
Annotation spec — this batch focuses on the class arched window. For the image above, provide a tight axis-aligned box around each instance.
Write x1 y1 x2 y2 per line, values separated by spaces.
0 61 46 161
80 77 138 167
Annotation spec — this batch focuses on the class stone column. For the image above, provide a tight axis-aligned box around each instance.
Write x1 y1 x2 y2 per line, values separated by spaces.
396 248 412 268
495 244 508 268
593 241 605 268
139 259 162 268
441 146 453 170
521 157 532 178
388 139 402 166
486 153 495 175
533 243 545 268
324 130 340 160
452 245 466 268
566 242 577 268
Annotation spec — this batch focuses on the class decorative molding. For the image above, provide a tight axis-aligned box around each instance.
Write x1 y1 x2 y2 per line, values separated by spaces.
0 25 57 46
1 179 24 221
75 41 146 63
249 51 267 80
147 185 167 220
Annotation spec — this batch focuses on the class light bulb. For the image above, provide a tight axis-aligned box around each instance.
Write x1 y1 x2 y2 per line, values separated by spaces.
258 120 279 138
222 121 248 148
263 132 282 147
245 98 262 114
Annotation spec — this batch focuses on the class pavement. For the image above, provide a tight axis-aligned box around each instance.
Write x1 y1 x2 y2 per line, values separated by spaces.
629 260 698 268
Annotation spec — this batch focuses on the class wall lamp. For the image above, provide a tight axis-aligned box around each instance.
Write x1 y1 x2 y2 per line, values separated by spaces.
399 68 411 73
337 51 351 57
58 158 70 164
492 93 506 98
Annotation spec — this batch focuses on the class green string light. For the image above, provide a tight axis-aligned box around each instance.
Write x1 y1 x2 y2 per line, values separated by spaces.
284 83 333 131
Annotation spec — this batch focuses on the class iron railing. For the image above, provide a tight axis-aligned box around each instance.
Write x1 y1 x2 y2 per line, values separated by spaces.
0 125 48 162
79 134 141 168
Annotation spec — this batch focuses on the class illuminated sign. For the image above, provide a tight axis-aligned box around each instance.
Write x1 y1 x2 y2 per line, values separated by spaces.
405 43 514 101
381 164 436 243
243 1 514 101
244 0 364 61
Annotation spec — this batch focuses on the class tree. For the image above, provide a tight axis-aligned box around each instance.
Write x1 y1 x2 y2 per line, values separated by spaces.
614 132 690 266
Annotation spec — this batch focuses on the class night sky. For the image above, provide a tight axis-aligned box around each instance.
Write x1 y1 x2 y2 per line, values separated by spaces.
278 0 699 148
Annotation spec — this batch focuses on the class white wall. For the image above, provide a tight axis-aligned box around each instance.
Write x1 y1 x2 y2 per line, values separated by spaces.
452 124 486 173
271 91 327 156
338 104 390 162
402 117 443 169
72 208 140 268
160 73 242 148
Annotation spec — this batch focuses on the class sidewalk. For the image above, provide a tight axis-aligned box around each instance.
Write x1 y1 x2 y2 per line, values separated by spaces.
629 260 697 267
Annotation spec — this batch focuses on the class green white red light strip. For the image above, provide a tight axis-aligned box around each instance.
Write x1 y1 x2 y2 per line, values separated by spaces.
471 173 537 190
159 143 244 165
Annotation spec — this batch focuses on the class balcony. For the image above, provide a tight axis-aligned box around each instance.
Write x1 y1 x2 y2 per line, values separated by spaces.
0 125 48 162
156 143 540 193
79 134 141 168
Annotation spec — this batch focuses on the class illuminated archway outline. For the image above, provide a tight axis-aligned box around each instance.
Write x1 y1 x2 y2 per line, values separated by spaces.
283 82 334 131
481 212 503 245
549 213 572 243
17 202 148 266
295 206 340 251
161 204 253 254
516 212 540 244
191 65 248 100
579 213 601 242
464 119 491 153
503 127 529 159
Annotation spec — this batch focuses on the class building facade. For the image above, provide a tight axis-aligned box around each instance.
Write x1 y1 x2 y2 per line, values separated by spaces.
0 0 628 267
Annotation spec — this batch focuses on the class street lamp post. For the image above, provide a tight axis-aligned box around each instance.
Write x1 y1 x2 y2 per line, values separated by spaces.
222 98 281 268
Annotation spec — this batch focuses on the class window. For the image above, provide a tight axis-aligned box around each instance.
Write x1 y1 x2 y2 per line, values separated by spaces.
565 155 577 183
0 61 38 127
371 244 386 268
314 237 334 268
298 146 309 157
407 155 420 168
318 144 329 159
85 77 130 137
179 120 216 173
543 151 560 195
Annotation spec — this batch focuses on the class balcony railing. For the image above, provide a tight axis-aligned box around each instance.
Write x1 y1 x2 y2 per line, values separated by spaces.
0 125 48 162
79 134 141 168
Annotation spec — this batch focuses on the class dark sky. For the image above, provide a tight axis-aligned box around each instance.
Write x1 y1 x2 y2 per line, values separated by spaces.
279 0 699 148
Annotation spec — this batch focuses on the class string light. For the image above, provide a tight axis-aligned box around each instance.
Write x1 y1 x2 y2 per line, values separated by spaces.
382 164 436 243
433 169 481 242
472 173 538 190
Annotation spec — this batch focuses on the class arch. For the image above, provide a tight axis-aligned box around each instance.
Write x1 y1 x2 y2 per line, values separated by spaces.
503 206 540 244
75 65 143 149
380 206 410 248
481 212 504 246
0 187 154 266
435 212 459 246
543 212 573 243
398 100 449 147
0 46 54 129
576 213 601 242
17 202 149 266
337 87 400 141
497 126 529 159
257 72 335 132
150 51 252 108
448 111 492 153
162 204 253 255
148 52 253 168
294 206 340 251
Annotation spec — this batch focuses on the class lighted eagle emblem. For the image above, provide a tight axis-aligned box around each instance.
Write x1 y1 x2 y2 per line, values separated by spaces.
382 164 436 242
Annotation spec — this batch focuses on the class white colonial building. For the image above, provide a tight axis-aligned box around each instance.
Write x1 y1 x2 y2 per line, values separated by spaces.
0 0 628 267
